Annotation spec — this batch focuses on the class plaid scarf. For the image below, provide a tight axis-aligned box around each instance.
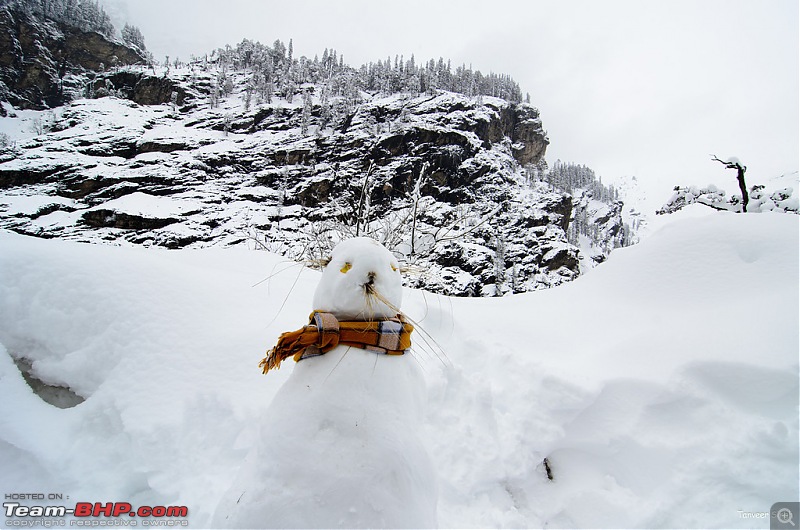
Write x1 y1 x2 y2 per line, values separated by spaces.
259 311 414 374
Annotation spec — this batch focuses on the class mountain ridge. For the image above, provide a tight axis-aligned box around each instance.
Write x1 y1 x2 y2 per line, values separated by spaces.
0 7 637 296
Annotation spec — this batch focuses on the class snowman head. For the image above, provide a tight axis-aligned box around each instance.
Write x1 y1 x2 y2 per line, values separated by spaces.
312 237 403 321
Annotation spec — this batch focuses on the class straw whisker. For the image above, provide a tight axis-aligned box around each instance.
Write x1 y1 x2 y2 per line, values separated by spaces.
369 288 450 368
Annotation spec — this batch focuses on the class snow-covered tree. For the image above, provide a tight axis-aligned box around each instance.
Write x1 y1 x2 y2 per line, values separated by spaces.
7 0 116 37
301 88 312 135
121 23 146 52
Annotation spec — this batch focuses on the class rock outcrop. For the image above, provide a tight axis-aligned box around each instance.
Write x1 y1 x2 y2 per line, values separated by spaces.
93 70 195 107
0 6 144 110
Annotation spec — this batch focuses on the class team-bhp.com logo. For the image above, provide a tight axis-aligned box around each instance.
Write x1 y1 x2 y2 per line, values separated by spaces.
4 499 188 527
5 503 187 518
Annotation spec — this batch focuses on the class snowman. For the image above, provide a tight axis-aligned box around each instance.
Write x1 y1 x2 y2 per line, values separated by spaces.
212 237 438 528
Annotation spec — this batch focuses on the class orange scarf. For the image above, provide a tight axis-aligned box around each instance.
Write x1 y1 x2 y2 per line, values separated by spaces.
259 311 414 374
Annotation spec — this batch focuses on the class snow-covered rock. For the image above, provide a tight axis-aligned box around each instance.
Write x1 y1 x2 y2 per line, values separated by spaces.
0 65 634 295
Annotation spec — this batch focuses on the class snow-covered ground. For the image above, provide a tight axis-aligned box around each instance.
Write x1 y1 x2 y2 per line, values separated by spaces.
0 208 797 528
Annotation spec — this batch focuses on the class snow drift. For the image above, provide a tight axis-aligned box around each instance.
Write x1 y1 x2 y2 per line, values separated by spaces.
0 209 797 528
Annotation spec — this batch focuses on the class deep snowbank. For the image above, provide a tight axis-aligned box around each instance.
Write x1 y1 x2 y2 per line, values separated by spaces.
417 209 798 528
0 210 797 528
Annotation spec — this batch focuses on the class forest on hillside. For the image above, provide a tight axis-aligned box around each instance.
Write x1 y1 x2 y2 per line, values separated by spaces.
2 0 146 51
185 37 527 113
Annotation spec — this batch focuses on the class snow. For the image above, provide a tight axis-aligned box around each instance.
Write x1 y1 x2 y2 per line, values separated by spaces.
0 193 76 217
86 192 203 218
0 206 797 528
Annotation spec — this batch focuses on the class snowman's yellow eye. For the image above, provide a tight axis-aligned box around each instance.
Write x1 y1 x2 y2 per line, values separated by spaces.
340 262 352 274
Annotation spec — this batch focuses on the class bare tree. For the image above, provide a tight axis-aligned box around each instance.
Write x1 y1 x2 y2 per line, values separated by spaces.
410 162 428 256
711 155 749 212
354 162 375 236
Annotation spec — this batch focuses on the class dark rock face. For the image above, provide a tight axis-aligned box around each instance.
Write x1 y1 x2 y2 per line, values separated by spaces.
11 356 85 409
464 101 548 166
94 71 192 107
0 163 72 188
541 247 580 271
81 209 178 230
0 6 144 109
511 105 549 166
59 26 142 71
518 195 572 232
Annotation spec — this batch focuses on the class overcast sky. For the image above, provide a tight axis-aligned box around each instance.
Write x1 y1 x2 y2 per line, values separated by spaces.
107 0 798 210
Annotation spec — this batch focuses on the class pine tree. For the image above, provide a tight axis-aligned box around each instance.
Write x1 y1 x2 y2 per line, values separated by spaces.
301 88 312 135
494 235 506 296
244 80 253 111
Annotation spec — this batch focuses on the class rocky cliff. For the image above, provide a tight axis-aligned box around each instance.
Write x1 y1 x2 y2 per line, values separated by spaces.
0 57 634 296
0 6 144 111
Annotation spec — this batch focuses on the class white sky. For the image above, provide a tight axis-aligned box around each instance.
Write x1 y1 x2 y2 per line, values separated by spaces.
107 0 799 210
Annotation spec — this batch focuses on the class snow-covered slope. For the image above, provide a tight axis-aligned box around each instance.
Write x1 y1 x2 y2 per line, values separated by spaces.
0 62 635 296
0 211 797 528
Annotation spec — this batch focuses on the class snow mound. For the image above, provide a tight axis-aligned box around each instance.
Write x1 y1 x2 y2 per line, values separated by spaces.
0 211 797 528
